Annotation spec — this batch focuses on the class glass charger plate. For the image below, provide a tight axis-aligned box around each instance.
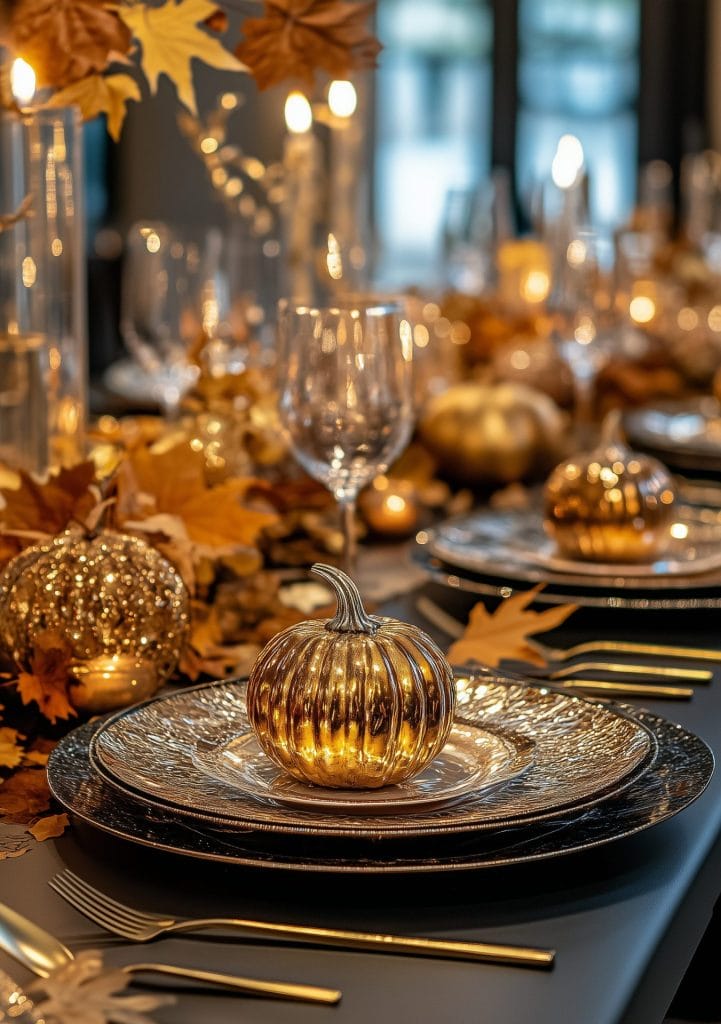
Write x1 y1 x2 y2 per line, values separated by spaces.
414 546 721 611
89 675 654 839
47 708 712 874
624 399 721 472
427 507 721 593
191 720 535 815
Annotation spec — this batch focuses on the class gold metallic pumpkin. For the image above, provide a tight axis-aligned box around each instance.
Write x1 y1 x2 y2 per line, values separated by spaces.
0 529 189 712
544 417 677 562
247 564 456 789
419 382 567 485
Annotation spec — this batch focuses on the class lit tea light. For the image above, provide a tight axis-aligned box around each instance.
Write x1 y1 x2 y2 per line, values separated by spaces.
360 477 419 537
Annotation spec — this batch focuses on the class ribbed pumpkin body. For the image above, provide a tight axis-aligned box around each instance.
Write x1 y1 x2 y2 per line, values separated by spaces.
247 616 456 789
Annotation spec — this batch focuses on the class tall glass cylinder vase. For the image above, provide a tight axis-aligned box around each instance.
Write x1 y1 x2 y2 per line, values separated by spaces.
0 106 87 474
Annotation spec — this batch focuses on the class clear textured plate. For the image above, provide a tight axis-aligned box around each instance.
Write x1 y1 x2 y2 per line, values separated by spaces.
190 720 535 815
47 694 712 874
427 506 721 593
90 674 654 839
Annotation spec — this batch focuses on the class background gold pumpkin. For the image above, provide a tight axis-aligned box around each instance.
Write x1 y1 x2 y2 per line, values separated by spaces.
0 529 189 712
544 431 677 563
247 564 456 789
419 381 568 486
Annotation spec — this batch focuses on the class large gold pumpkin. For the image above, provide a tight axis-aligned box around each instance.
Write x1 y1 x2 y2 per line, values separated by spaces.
0 528 189 712
247 564 456 789
544 421 677 563
419 382 566 485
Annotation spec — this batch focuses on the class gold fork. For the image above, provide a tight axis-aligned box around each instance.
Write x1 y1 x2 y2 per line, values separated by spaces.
415 597 715 677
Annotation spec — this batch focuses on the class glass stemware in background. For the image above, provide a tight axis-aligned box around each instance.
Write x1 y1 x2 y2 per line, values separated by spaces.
441 169 515 294
120 223 201 419
548 229 612 445
277 300 414 573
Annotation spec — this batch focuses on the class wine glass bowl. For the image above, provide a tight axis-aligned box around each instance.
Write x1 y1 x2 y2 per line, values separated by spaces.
277 299 414 569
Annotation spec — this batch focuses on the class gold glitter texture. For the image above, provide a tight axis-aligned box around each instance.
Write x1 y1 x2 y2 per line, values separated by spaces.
0 530 189 710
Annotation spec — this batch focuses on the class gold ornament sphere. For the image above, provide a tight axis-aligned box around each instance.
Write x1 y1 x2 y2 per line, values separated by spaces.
544 420 677 563
0 529 190 712
247 564 456 789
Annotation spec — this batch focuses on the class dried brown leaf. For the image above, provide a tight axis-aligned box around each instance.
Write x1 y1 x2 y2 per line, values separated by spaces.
0 461 97 538
28 812 69 842
0 768 51 824
8 0 132 88
16 630 77 725
0 727 24 770
236 0 381 89
446 586 578 668
49 72 141 140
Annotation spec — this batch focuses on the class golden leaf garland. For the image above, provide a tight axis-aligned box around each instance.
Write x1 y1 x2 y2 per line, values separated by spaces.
119 0 246 115
49 72 142 141
2 0 381 137
8 0 131 88
446 586 578 668
236 0 381 89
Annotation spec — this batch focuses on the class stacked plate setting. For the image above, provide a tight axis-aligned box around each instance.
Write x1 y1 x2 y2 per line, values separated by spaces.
47 670 713 873
418 498 721 610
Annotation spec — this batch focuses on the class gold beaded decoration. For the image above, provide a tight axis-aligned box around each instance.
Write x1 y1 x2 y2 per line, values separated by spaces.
0 529 190 712
247 563 456 789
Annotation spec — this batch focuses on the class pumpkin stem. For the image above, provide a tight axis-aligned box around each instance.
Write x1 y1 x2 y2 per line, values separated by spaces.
311 563 378 635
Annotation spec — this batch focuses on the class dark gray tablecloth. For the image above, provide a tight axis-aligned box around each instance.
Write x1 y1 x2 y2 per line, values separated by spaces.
2 581 721 1024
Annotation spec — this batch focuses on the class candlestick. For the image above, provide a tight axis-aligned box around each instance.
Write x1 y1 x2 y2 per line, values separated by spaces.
327 79 361 265
282 90 321 301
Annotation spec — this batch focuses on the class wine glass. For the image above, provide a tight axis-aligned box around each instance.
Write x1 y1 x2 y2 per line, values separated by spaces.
277 299 414 573
548 229 614 445
120 222 201 419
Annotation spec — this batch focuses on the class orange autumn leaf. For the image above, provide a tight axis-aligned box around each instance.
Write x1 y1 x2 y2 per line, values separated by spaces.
0 461 98 538
180 602 259 680
28 812 69 842
237 0 381 90
0 768 51 824
115 444 278 551
0 727 25 770
16 631 76 725
446 586 578 668
49 72 141 141
8 0 132 88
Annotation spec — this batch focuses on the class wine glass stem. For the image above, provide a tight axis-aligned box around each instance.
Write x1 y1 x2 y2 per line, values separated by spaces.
340 498 357 576
573 371 596 447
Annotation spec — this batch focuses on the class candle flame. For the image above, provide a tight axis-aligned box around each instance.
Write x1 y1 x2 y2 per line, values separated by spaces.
285 91 313 133
11 58 36 106
551 134 584 189
328 80 357 118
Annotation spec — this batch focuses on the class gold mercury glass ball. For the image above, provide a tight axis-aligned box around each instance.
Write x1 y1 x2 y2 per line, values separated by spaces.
544 426 677 563
247 563 456 789
0 529 190 712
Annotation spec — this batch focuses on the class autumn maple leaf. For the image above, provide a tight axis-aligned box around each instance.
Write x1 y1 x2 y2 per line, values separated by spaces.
16 630 76 725
0 461 98 539
114 443 278 553
28 813 69 842
237 0 381 90
49 72 141 141
0 727 24 771
0 767 52 824
8 0 132 88
446 586 578 668
120 0 245 115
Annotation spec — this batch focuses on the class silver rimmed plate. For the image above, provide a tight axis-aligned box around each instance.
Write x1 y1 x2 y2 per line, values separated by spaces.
624 398 721 472
89 673 654 839
426 505 721 594
47 698 712 873
190 720 535 816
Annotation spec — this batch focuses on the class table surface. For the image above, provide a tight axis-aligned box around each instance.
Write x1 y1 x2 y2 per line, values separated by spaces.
2 575 721 1024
